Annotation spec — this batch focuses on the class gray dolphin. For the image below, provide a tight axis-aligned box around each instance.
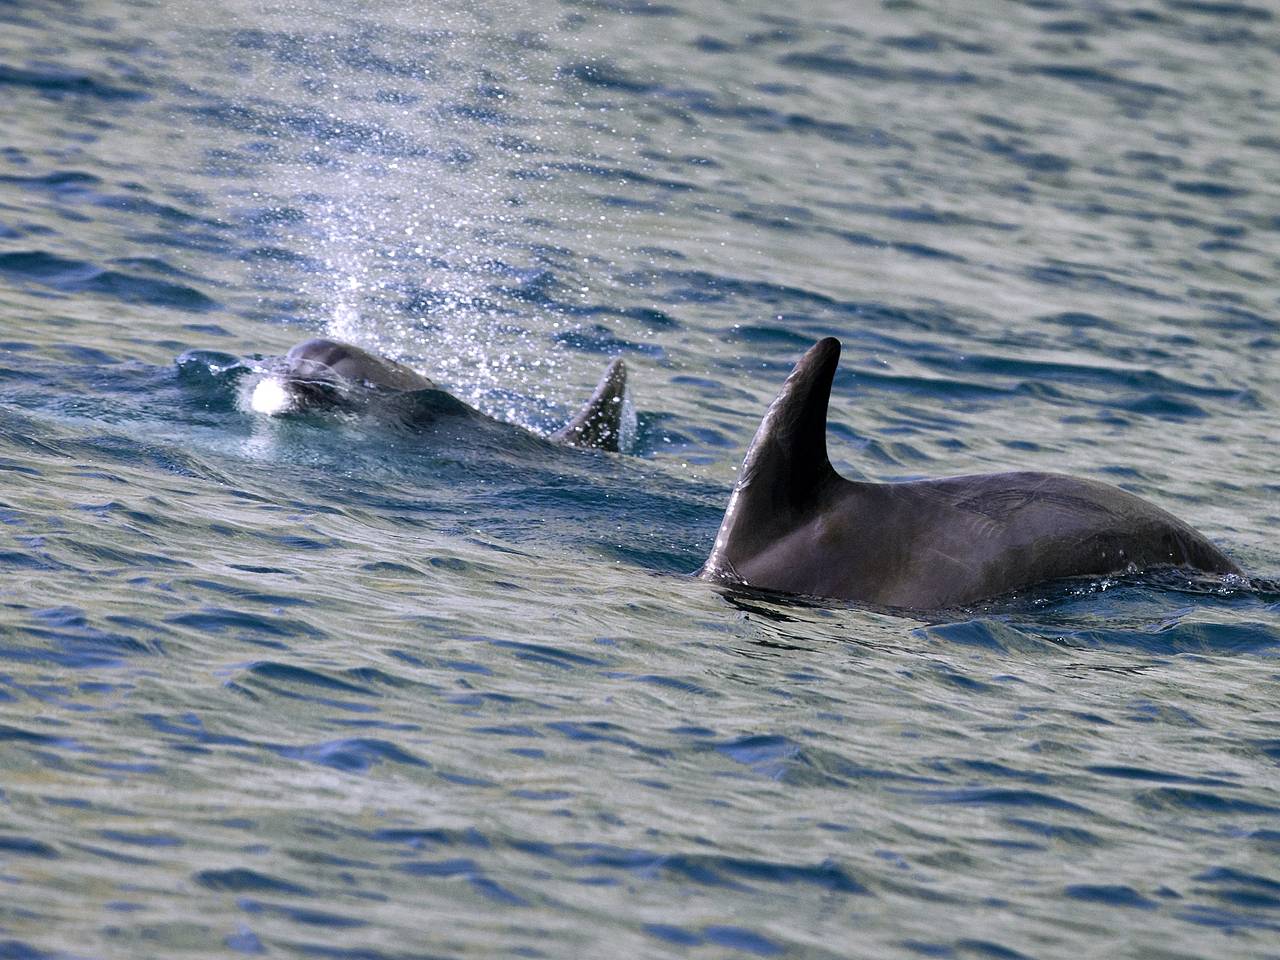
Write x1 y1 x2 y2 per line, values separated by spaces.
250 338 630 452
700 337 1241 609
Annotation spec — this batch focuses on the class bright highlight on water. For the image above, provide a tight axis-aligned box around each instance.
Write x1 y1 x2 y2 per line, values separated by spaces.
248 376 293 416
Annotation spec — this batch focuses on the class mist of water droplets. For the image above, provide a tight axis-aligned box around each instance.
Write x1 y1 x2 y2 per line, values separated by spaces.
212 0 633 426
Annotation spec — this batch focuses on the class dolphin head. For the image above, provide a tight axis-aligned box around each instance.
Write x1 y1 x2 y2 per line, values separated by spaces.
248 338 436 416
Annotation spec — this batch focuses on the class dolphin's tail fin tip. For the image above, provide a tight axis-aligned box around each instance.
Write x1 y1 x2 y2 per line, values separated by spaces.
553 356 631 452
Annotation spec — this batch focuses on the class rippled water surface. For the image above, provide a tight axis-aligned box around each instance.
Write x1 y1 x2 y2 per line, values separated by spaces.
2 0 1279 957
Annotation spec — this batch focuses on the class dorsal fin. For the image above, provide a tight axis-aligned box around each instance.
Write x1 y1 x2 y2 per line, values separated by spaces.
736 337 840 502
704 337 842 578
553 358 628 451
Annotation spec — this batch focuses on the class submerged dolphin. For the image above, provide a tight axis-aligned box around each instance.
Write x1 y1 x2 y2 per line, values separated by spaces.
188 337 630 452
701 338 1241 609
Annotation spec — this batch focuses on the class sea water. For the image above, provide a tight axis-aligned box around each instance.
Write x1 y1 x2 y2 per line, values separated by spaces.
0 1 1278 957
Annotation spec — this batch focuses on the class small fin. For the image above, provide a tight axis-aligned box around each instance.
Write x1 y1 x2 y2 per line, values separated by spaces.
553 358 628 451
703 338 842 579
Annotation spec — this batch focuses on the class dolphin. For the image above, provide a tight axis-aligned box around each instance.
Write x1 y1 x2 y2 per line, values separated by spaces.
229 337 629 452
700 337 1242 609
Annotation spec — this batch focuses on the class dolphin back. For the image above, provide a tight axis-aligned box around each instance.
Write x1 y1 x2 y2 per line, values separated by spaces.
701 337 1243 608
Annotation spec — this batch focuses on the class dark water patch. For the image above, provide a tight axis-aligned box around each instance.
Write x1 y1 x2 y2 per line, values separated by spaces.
0 721 75 752
1039 19 1093 35
0 251 218 310
510 838 867 895
715 734 803 779
63 840 155 867
1193 867 1280 910
561 59 655 94
0 836 59 858
934 352 1247 405
1085 765 1238 788
955 939 1034 959
196 867 313 896
565 56 955 140
98 830 182 847
487 638 608 669
0 550 64 571
124 226 235 256
939 760 1052 785
901 941 957 958
552 323 663 356
93 193 215 226
602 671 711 695
830 199 1017 231
644 923 702 946
726 324 818 351
570 0 682 15
1116 394 1205 419
708 733 914 788
1173 180 1248 199
916 619 1051 655
243 662 372 694
474 724 541 738
1023 64 1178 100
57 540 190 570
1049 619 1280 655
978 135 1071 175
1136 787 1280 816
14 608 155 668
618 268 960 334
1244 135 1280 154
368 826 490 851
832 227 967 261
0 940 68 960
777 51 979 85
179 580 309 608
182 99 433 161
237 898 367 929
543 160 697 193
746 109 904 150
920 788 1092 814
1064 884 1159 910
546 721 671 757
224 926 264 955
1026 261 1176 302
168 610 323 640
1174 903 1280 932
1003 818 1101 846
0 63 146 100
397 857 529 905
275 738 429 773
1164 0 1271 19
836 366 1011 402
1254 739 1280 763
0 169 103 195
703 926 784 956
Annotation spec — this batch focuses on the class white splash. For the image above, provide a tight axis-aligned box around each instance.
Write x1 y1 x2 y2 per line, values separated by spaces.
248 377 295 416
